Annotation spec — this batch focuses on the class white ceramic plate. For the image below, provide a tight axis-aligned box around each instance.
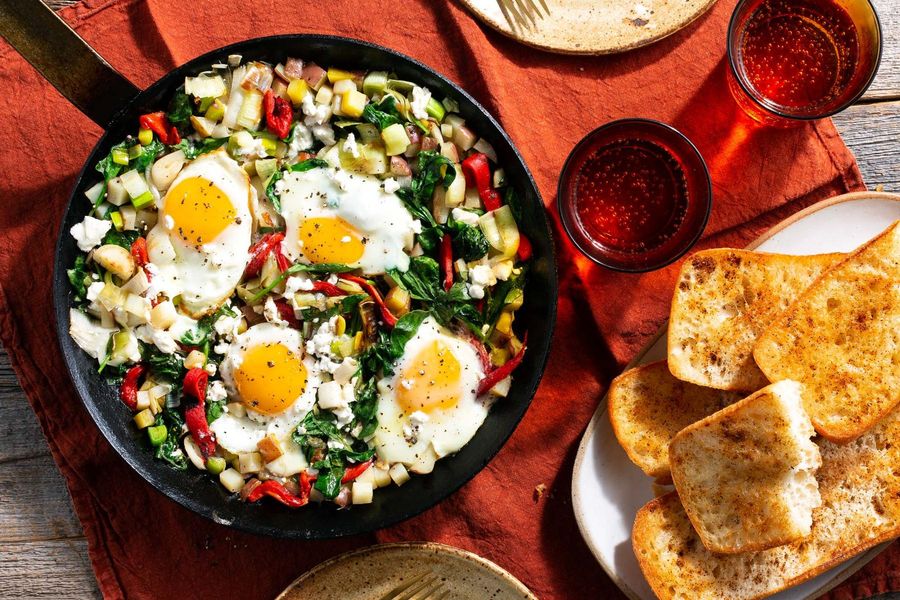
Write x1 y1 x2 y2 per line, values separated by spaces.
571 192 900 599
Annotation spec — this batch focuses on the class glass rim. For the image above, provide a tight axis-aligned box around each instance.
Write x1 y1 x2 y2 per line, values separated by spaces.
556 117 713 273
726 0 884 121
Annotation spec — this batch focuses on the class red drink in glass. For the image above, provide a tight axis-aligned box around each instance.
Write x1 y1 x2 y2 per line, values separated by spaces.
727 0 882 125
558 119 712 272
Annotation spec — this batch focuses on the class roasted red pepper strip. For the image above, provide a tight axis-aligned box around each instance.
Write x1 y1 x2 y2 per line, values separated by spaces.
516 233 533 262
243 232 285 279
130 237 152 281
441 233 453 292
263 90 294 139
138 112 180 145
477 333 528 395
341 459 374 484
274 299 300 328
311 281 346 297
461 152 501 211
340 274 398 328
299 471 313 499
182 368 216 458
119 364 146 410
245 480 309 508
274 245 291 272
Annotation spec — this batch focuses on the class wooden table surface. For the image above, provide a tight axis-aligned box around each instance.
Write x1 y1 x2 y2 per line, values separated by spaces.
2 0 898 597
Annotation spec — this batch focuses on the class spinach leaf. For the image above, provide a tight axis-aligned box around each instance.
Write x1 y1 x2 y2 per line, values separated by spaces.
388 256 440 301
180 304 237 354
293 411 375 498
390 310 429 357
396 151 456 253
361 95 402 130
297 293 367 325
132 139 165 172
206 398 225 424
153 409 188 470
67 255 89 300
389 261 484 337
173 137 227 160
353 378 381 438
141 342 185 382
448 218 489 262
166 89 193 128
265 158 330 212
504 185 524 222
95 141 128 182
101 229 139 249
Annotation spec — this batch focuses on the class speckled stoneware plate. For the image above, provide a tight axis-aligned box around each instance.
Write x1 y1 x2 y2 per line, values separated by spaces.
460 0 718 55
276 542 537 600
571 191 900 599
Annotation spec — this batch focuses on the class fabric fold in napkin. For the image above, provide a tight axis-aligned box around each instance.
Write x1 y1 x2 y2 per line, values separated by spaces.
0 0 893 597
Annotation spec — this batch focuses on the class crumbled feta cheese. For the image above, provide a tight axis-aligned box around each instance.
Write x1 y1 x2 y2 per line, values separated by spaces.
410 86 432 120
135 325 178 354
493 260 514 281
311 123 336 146
207 380 228 403
164 214 175 230
451 207 480 226
332 357 358 386
70 216 111 252
86 282 105 302
469 264 497 290
330 168 354 192
342 133 360 158
301 91 332 125
213 311 241 340
286 123 314 159
263 297 288 326
283 275 314 296
466 284 485 300
214 341 230 355
383 177 400 194
68 309 114 360
306 317 337 357
409 411 430 426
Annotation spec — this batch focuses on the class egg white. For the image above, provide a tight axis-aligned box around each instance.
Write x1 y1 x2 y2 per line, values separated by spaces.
279 166 418 275
212 324 319 460
373 317 489 471
147 151 255 317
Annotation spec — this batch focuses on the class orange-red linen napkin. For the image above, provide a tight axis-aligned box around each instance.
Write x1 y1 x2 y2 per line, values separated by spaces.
0 0 895 598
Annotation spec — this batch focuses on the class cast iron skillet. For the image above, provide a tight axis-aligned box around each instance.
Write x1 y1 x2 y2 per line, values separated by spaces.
0 1 557 539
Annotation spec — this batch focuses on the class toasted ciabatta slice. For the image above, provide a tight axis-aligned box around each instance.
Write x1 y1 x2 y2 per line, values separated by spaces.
754 221 900 443
668 250 841 392
608 360 740 480
633 407 900 600
668 380 821 554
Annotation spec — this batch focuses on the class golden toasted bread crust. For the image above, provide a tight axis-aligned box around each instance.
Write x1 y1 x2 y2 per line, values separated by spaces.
633 406 900 600
754 221 900 443
668 250 841 392
608 361 740 478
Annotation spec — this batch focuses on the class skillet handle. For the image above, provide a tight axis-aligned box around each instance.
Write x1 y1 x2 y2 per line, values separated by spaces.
0 0 140 128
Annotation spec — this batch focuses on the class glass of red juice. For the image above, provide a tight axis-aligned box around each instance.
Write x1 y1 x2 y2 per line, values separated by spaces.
557 119 712 272
727 0 882 126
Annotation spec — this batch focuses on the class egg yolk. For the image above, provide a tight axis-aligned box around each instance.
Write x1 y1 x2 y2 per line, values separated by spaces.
397 340 461 414
233 343 307 415
297 217 365 264
164 176 237 246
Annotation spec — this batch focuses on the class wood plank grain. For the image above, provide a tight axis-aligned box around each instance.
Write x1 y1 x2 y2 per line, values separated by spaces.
0 455 85 543
833 100 900 190
0 350 52 463
0 540 101 599
862 0 900 101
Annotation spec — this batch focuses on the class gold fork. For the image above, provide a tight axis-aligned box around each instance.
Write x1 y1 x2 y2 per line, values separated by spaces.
498 0 550 32
378 571 450 600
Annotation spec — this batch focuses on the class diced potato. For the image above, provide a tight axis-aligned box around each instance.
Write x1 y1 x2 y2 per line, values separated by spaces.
490 375 513 398
150 301 177 330
372 466 392 488
341 89 368 118
389 463 410 486
257 434 284 463
352 481 374 505
190 115 217 137
238 452 263 474
136 390 151 411
317 381 344 409
409 446 438 474
453 124 478 151
440 142 459 163
220 468 245 493
384 286 411 317
333 358 357 386
93 244 136 280
327 67 354 83
302 63 328 90
121 269 150 295
120 205 137 231
106 177 129 206
183 350 206 370
355 465 375 485
150 150 186 192
315 85 333 106
332 78 356 94
381 123 411 156
133 409 154 429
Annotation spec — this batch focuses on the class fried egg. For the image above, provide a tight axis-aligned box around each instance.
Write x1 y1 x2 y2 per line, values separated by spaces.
146 151 254 317
211 324 318 475
373 317 489 473
279 167 418 275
